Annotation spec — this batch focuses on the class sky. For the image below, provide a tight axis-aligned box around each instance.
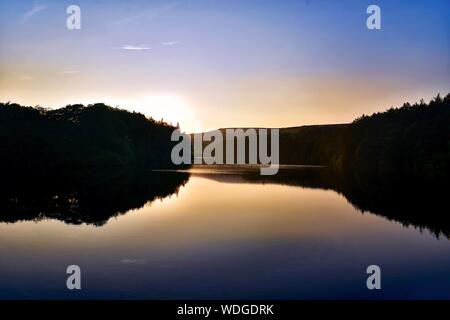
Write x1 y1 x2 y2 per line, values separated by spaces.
0 0 449 132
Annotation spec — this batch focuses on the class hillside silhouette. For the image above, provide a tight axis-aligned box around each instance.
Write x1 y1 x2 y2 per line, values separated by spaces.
2 94 449 176
280 93 450 182
0 102 178 169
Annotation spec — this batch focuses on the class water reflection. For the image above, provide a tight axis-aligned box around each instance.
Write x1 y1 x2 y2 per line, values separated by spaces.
0 166 449 299
188 165 450 238
0 168 189 226
1 166 447 238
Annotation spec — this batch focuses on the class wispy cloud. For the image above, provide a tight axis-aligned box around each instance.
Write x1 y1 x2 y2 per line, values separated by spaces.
122 45 151 51
57 70 80 75
162 41 181 46
18 75 33 81
112 1 180 25
19 4 47 24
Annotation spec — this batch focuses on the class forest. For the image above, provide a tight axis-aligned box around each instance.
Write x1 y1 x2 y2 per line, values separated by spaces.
0 102 178 169
279 93 450 182
1 93 449 182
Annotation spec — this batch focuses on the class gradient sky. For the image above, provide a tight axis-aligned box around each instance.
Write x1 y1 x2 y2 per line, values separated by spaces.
0 0 449 132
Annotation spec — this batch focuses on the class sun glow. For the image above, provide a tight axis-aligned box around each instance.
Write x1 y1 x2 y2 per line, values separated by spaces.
79 93 203 134
129 94 202 133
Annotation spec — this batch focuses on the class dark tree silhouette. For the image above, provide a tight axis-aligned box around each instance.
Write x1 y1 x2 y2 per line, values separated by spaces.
0 102 180 169
279 93 450 183
0 168 189 226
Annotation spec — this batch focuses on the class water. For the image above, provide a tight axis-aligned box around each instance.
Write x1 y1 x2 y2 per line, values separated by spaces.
0 166 449 299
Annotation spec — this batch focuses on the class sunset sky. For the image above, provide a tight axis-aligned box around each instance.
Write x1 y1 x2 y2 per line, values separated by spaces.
0 0 449 132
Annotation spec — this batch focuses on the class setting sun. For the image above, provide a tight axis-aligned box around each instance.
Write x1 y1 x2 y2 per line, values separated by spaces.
78 93 203 133
129 93 202 133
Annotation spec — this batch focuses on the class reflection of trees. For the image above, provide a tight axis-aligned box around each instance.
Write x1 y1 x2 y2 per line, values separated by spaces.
1 166 448 238
0 169 189 226
195 166 450 239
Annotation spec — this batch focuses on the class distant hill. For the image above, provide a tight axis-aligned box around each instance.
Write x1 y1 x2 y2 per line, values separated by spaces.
279 124 348 165
191 124 348 165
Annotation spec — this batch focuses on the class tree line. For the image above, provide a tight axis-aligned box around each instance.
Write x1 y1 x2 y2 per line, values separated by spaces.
0 103 178 169
280 93 450 182
1 93 449 181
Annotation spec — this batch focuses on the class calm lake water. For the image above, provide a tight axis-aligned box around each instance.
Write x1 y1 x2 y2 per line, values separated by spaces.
0 166 449 299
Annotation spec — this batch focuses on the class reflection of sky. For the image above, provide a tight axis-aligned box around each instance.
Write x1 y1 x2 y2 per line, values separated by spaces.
0 0 449 132
1 176 450 299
